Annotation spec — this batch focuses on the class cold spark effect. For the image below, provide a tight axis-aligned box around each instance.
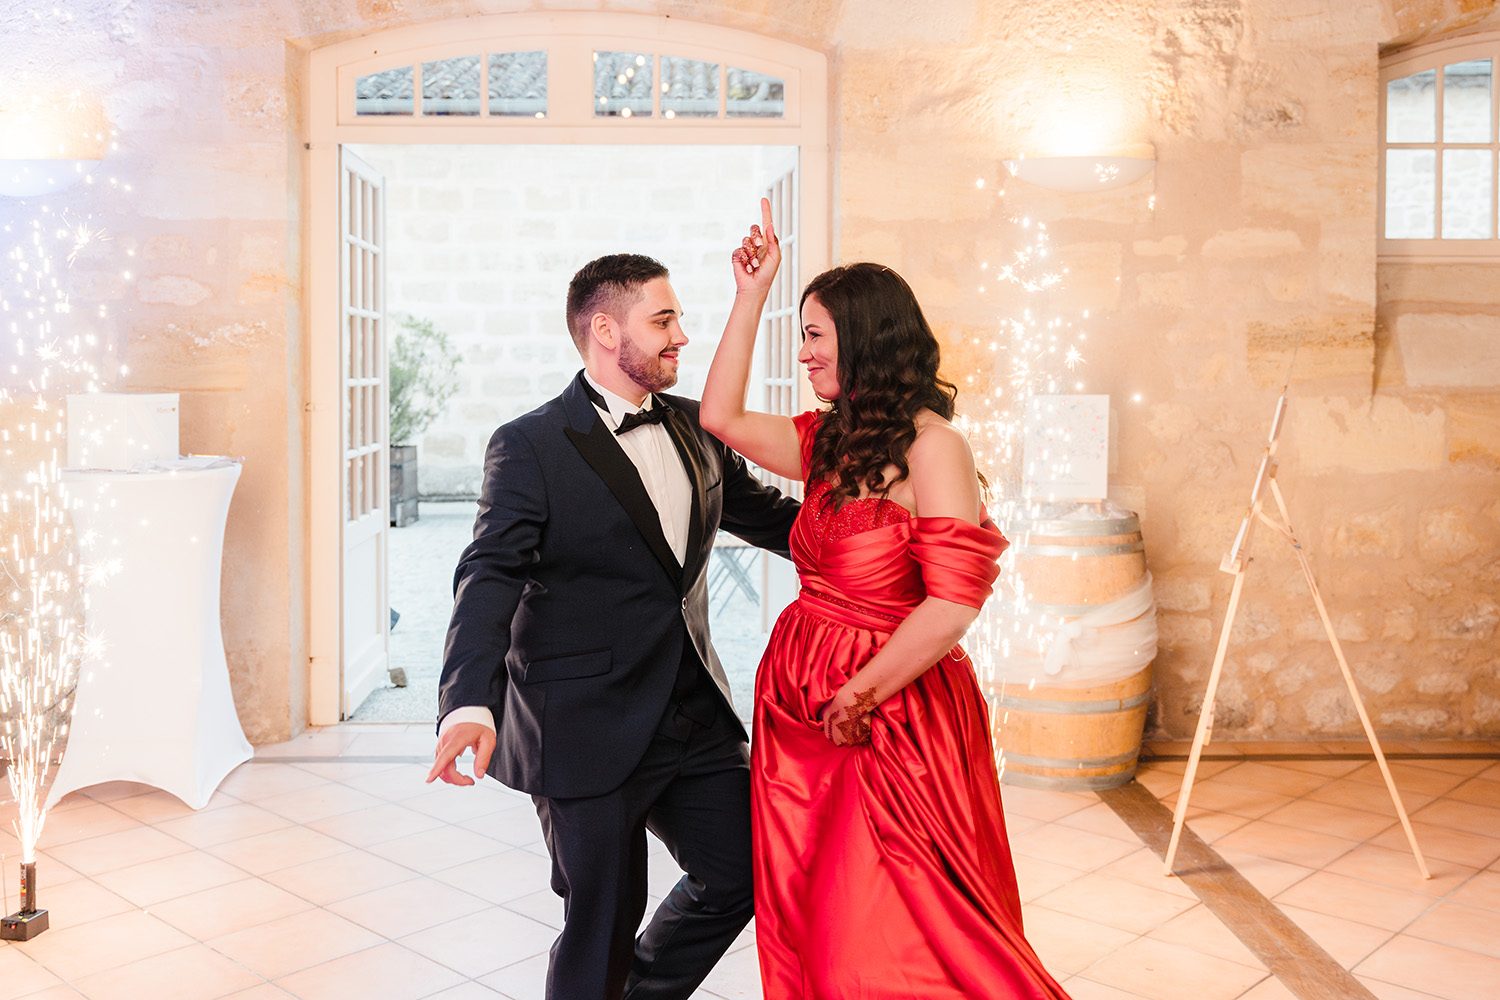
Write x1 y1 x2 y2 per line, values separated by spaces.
1 203 116 863
955 183 1160 784
957 217 1091 727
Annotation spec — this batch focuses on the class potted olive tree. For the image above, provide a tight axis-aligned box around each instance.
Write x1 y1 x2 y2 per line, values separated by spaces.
389 314 461 527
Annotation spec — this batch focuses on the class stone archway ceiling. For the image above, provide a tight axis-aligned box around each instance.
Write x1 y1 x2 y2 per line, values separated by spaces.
1381 0 1500 50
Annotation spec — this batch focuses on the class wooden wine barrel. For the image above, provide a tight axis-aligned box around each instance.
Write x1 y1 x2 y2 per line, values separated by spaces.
989 510 1154 791
990 668 1152 791
1011 512 1146 611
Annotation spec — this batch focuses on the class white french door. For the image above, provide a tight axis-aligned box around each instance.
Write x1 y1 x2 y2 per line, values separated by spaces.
339 148 390 716
306 13 829 724
758 153 802 628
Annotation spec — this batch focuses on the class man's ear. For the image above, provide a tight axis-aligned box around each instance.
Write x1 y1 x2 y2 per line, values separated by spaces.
588 311 616 352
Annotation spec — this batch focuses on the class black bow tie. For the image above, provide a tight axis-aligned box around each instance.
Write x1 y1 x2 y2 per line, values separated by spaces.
616 403 671 435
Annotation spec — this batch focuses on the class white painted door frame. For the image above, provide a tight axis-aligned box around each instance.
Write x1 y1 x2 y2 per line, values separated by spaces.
337 147 390 717
304 12 828 725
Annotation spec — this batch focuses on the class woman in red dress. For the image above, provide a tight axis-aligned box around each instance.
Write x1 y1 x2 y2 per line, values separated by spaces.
700 201 1071 1000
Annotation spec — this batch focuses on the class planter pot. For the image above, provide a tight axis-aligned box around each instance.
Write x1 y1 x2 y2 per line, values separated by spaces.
390 444 419 527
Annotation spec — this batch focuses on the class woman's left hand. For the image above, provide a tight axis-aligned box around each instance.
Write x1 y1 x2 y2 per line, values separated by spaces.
819 684 880 747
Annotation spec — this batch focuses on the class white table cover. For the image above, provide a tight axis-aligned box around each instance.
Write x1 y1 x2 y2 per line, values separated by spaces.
47 463 251 810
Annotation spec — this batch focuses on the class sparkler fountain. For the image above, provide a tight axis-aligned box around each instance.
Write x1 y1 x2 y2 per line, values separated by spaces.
958 179 1157 789
0 108 116 940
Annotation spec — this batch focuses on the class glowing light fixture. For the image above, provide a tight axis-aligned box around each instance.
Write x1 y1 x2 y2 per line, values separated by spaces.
0 95 107 197
1003 143 1155 193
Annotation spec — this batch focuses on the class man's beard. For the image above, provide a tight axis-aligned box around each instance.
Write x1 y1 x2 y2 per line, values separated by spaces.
617 331 678 393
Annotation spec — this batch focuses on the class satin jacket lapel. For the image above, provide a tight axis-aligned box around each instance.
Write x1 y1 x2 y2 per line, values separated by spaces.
662 408 709 590
562 379 683 585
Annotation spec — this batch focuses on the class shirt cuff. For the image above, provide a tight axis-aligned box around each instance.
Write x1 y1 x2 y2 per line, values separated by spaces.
439 706 496 737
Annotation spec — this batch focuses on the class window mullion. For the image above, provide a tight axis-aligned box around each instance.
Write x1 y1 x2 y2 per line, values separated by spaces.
1436 65 1445 238
480 52 490 117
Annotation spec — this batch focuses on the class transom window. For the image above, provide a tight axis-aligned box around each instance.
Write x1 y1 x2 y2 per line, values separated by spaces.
357 51 548 118
1380 35 1500 258
353 48 784 121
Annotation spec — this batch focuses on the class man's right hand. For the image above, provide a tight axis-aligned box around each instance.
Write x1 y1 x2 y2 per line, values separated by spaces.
426 722 496 786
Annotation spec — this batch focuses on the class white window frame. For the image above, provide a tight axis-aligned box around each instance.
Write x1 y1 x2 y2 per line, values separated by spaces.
1379 33 1500 262
304 13 827 725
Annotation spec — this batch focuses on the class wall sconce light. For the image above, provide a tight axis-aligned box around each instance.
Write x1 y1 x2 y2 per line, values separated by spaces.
0 97 107 198
1004 143 1155 193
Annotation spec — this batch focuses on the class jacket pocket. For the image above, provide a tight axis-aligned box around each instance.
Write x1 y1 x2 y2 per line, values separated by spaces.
521 649 612 684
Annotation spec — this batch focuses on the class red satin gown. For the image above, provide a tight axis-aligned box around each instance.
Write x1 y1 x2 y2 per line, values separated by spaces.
750 411 1070 1000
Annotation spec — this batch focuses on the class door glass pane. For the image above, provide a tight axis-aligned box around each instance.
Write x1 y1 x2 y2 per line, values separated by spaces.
594 51 653 118
726 67 785 118
489 51 547 118
1444 59 1493 142
1385 149 1437 238
422 55 481 116
1442 149 1494 238
1386 69 1437 142
355 66 413 116
662 56 719 118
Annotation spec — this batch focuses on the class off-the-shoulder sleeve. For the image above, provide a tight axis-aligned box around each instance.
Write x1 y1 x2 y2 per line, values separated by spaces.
909 517 1009 609
791 409 823 482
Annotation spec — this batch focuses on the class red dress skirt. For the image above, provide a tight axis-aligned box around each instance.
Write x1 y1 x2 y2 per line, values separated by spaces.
749 411 1070 999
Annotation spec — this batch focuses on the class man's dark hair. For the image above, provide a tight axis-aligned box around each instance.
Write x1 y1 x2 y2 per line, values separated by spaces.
565 254 670 355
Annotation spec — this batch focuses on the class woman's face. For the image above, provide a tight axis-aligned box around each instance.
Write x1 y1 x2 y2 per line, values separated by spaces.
798 294 840 400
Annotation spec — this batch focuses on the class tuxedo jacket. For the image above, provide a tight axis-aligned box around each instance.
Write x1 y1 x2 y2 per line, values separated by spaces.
438 371 800 799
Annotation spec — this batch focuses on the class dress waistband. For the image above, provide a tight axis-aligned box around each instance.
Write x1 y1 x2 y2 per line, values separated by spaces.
797 587 911 632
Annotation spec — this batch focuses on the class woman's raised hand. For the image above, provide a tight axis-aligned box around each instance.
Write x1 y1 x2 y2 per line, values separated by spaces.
732 196 781 294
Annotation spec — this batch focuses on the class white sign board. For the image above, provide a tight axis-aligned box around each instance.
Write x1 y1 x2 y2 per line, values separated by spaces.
1023 394 1109 501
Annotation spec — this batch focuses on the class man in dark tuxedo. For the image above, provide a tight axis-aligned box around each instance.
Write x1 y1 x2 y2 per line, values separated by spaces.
428 253 799 1000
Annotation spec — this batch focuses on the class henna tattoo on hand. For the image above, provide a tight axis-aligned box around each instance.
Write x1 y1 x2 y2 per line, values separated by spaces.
832 686 880 746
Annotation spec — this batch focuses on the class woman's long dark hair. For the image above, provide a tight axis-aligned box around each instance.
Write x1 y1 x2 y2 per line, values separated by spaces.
803 263 960 506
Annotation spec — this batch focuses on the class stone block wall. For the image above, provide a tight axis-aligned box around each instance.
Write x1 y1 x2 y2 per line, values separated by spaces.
827 0 1500 743
3 0 1496 742
359 143 774 498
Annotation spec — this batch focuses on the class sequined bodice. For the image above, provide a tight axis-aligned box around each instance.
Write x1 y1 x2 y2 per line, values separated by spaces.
789 478 925 612
801 480 912 545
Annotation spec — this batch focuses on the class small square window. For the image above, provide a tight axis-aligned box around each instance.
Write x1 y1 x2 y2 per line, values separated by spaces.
1444 59 1493 143
1386 69 1436 143
489 51 547 118
1385 149 1437 239
727 68 785 118
422 55 482 116
356 66 414 116
595 51 653 118
661 56 719 119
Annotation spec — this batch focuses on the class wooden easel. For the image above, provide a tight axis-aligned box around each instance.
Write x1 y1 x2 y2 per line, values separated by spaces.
1163 390 1430 880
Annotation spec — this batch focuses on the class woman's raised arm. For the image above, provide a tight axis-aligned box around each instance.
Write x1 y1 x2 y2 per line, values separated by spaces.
699 198 803 481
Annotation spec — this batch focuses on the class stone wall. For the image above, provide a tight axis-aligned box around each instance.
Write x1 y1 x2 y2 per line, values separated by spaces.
3 0 1496 742
359 143 775 498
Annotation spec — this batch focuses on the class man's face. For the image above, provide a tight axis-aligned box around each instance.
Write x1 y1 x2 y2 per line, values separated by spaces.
614 276 687 394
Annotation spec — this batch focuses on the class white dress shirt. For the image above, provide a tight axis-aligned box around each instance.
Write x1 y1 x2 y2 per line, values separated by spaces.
439 372 694 737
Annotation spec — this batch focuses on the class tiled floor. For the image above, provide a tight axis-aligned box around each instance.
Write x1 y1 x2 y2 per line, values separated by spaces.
2 731 1498 1000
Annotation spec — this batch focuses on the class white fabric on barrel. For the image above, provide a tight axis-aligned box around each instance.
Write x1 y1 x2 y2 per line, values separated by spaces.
989 573 1158 686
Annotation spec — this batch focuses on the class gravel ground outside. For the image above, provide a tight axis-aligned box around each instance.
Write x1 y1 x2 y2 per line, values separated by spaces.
352 500 773 727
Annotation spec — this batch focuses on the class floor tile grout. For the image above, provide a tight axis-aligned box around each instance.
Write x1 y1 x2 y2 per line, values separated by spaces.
10 750 1500 1000
1099 781 1379 1000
